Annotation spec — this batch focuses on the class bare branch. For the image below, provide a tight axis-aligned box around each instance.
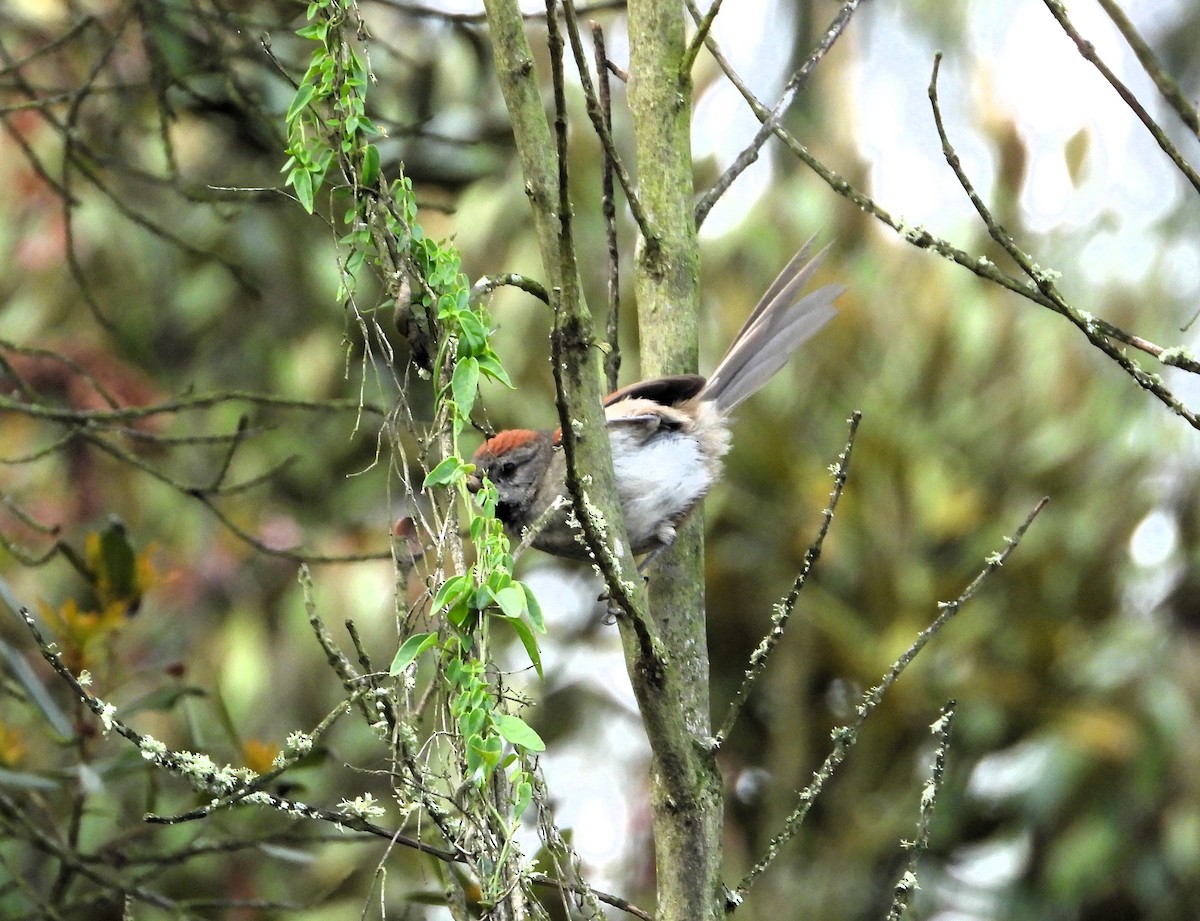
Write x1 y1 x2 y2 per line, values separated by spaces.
732 498 1049 907
593 21 623 392
1096 0 1199 137
15 606 463 864
884 702 957 921
471 272 551 305
561 0 658 244
691 0 864 227
716 411 860 747
370 0 627 24
1042 0 1200 194
681 0 724 75
545 0 647 624
927 53 1200 430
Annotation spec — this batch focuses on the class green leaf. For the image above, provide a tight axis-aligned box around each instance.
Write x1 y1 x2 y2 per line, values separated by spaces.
466 732 484 776
476 353 514 389
295 20 329 41
480 733 504 765
451 358 479 417
389 632 438 674
514 779 532 818
423 456 464 488
471 583 494 611
520 583 545 633
458 311 488 355
97 517 137 602
361 144 381 187
496 714 545 752
431 574 471 614
291 167 315 214
493 585 525 620
447 601 474 629
466 732 503 778
485 570 511 597
505 615 543 679
286 82 316 124
459 706 486 739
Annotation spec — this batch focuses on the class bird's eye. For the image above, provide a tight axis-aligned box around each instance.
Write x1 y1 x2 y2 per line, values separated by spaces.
498 459 519 477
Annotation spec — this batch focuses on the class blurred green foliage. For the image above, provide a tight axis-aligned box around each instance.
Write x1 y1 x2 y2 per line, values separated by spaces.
2 0 1200 919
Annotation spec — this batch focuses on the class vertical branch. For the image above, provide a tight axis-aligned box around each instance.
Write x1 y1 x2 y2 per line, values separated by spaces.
592 22 622 393
480 0 573 284
481 0 647 618
625 2 724 919
884 702 957 921
561 0 656 240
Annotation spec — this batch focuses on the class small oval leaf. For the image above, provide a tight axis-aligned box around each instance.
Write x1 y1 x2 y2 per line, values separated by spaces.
520 583 545 633
451 357 480 417
423 456 464 488
361 144 381 187
492 585 525 620
496 714 545 752
390 632 438 675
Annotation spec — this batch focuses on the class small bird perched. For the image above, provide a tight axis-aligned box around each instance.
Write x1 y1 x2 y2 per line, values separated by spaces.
468 240 843 562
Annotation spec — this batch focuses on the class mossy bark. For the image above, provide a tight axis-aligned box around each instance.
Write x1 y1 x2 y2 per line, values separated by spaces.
484 2 724 918
627 3 724 919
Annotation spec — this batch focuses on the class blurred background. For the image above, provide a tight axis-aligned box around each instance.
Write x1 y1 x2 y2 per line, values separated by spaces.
2 0 1200 918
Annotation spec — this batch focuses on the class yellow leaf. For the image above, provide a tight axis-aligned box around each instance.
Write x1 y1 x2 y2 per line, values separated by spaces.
0 723 27 767
243 739 280 774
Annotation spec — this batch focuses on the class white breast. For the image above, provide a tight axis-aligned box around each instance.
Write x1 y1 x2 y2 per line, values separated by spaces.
609 426 715 552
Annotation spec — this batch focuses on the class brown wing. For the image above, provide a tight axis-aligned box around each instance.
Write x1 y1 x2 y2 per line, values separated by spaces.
603 374 706 408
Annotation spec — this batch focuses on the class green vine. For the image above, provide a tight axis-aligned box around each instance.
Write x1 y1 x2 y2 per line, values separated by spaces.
285 0 546 816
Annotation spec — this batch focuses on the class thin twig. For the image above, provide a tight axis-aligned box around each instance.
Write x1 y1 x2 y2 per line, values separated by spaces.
1096 0 1198 137
716 411 860 746
75 430 390 563
927 53 1200 430
372 0 627 24
529 872 655 921
692 0 863 227
693 15 1200 388
470 272 551 306
884 701 956 920
0 386 387 424
680 0 724 75
205 415 250 492
15 607 462 863
592 21 622 392
731 499 1048 907
0 789 176 911
545 0 646 628
1041 0 1200 194
146 691 365 823
561 0 657 245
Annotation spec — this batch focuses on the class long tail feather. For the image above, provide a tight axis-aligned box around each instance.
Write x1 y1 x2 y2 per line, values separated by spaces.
701 241 841 414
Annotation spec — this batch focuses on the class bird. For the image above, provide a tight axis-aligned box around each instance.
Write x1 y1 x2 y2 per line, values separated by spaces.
468 239 842 563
